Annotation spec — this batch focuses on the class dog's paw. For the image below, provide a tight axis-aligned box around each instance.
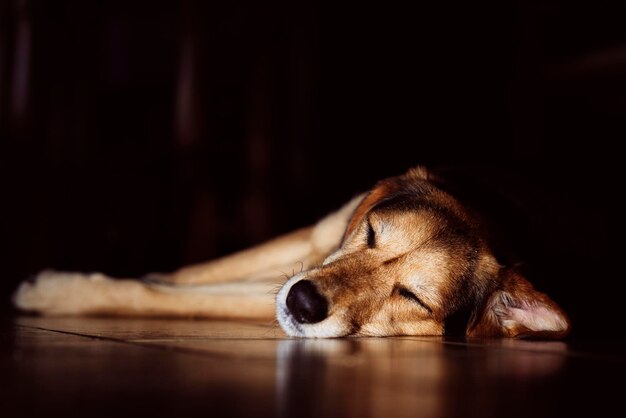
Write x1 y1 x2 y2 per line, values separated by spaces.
13 270 111 315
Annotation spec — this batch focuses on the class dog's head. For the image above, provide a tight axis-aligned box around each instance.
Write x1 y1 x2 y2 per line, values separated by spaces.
276 167 570 338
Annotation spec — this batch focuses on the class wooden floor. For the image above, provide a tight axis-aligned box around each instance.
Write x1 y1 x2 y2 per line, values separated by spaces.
2 316 623 418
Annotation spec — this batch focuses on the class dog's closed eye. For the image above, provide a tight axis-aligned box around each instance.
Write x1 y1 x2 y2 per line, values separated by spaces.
366 220 376 248
398 287 432 314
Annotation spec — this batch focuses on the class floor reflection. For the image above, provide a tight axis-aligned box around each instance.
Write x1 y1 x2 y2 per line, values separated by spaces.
8 318 596 418
276 338 446 418
275 337 567 418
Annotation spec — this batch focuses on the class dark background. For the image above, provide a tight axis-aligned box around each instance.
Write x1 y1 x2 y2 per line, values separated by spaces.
0 0 621 338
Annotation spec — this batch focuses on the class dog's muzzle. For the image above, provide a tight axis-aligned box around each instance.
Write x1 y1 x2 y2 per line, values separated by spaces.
286 280 328 324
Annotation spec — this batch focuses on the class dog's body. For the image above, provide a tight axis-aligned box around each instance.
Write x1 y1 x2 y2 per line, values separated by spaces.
14 167 570 339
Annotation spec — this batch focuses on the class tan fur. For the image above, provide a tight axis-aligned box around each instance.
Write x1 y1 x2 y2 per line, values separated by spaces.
13 166 570 339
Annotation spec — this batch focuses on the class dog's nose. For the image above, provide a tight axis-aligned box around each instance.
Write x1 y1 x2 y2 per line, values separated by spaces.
286 280 328 324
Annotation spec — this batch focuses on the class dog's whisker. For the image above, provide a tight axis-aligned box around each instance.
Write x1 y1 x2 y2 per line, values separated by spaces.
268 284 283 296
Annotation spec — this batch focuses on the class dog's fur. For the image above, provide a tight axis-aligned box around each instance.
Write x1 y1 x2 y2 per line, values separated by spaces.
13 166 570 339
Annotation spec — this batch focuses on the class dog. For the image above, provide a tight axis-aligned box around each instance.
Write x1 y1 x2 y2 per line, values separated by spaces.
13 166 570 339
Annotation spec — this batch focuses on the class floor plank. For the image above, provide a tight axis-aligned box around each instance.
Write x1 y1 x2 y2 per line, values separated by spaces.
14 316 287 340
2 325 277 418
2 316 624 418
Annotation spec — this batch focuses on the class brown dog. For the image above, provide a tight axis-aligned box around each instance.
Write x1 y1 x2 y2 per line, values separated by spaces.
14 166 570 338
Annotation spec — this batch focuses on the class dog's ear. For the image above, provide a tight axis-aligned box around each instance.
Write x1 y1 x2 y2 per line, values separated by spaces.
467 269 570 339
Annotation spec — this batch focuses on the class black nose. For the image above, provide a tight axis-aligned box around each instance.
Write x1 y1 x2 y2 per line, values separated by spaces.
286 280 328 324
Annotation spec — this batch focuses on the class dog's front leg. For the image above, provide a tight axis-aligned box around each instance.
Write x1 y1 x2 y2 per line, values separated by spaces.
157 226 318 285
14 270 277 318
152 194 364 286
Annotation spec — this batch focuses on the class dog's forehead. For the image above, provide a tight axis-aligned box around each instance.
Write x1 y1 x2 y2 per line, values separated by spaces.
368 192 457 238
365 210 439 256
343 178 440 241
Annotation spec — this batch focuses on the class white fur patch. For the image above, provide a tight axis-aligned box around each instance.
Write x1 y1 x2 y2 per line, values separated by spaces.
275 273 306 336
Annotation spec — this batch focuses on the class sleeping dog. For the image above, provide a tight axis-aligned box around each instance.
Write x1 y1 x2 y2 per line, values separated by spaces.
14 166 570 339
